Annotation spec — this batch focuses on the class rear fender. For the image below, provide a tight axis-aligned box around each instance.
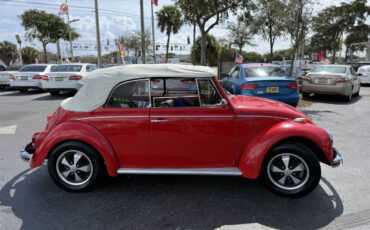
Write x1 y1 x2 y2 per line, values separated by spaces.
238 120 332 179
30 120 119 177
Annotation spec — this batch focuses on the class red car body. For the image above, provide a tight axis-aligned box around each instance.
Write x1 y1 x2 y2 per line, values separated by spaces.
21 64 341 196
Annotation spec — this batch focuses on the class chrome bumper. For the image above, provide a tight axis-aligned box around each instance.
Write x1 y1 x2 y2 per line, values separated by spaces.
332 147 342 168
20 143 35 162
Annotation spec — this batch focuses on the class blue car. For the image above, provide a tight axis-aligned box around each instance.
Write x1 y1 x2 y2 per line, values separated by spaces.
221 63 300 107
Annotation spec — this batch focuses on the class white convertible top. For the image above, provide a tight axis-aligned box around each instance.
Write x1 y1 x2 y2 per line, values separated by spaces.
61 64 215 112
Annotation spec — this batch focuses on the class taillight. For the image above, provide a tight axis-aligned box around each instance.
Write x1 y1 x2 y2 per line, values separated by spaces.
287 83 299 90
335 78 349 83
32 75 42 80
9 75 15 80
302 76 312 82
42 76 49 81
240 84 259 90
69 75 82 80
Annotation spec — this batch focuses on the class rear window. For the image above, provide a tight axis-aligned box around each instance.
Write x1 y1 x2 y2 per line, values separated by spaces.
19 65 47 72
312 66 347 73
51 65 82 72
244 66 287 78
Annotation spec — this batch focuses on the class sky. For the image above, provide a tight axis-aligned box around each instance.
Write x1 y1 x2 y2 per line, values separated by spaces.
0 0 368 58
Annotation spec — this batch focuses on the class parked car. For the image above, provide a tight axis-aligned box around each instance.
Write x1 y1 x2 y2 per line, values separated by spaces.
102 63 118 68
281 66 304 90
9 64 55 92
0 71 17 89
20 64 341 197
301 65 361 101
221 64 300 107
357 65 370 85
41 63 97 96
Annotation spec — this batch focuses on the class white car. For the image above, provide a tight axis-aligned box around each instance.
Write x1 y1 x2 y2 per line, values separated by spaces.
41 63 97 96
0 71 16 89
9 64 55 92
357 65 370 85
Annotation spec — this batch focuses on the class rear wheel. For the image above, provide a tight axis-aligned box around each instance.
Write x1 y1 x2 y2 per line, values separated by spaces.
48 141 105 192
344 88 352 102
354 86 360 97
49 91 60 96
19 88 28 92
302 92 310 98
261 142 321 197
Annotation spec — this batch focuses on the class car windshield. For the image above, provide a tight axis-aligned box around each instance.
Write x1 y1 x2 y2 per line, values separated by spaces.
244 66 287 78
312 66 347 73
51 65 82 72
19 65 47 72
358 66 370 73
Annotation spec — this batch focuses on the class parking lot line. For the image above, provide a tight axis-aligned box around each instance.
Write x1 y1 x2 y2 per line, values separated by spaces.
0 125 17 135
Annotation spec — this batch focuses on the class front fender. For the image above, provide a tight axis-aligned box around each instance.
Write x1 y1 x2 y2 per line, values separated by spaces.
30 120 119 177
238 120 332 179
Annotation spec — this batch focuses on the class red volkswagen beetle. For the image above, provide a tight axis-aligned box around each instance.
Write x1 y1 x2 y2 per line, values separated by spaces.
21 64 342 196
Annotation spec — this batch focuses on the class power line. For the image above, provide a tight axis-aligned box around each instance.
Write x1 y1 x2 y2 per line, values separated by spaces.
0 0 151 18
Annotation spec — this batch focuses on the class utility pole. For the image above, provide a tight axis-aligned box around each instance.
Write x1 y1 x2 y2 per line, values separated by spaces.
140 0 146 64
56 40 62 64
15 34 23 65
94 0 102 68
65 0 74 62
151 2 156 64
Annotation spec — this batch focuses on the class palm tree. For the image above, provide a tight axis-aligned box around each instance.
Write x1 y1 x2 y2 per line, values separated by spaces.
0 41 18 65
156 5 183 62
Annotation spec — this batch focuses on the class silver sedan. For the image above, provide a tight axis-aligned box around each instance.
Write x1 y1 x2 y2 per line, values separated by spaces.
301 65 361 102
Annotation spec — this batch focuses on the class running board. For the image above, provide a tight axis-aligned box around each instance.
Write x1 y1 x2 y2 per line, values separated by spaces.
117 167 242 176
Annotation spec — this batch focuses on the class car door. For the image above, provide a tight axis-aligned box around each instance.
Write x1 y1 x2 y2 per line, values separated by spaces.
149 77 235 168
85 79 151 168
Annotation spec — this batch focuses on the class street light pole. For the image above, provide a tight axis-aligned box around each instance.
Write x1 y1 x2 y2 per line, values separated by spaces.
94 0 102 68
66 0 74 62
140 0 146 64
151 2 156 64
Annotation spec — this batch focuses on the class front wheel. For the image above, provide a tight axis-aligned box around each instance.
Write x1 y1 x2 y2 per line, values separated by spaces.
48 141 105 191
261 142 321 197
302 92 310 98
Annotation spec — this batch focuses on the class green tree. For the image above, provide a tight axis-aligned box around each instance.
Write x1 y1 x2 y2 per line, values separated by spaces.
21 46 39 64
0 41 18 65
19 9 73 63
311 0 369 63
121 30 152 62
174 0 254 66
226 19 255 54
191 34 220 66
284 0 312 74
156 5 183 62
253 0 285 61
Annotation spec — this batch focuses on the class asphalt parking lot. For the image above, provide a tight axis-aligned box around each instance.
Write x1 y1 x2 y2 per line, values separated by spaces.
0 88 370 230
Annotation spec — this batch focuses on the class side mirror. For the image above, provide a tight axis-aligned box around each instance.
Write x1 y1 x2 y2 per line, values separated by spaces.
220 73 229 79
218 98 228 108
357 73 362 77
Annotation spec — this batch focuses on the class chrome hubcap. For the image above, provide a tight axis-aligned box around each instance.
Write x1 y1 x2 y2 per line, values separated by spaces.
267 153 309 190
56 150 93 186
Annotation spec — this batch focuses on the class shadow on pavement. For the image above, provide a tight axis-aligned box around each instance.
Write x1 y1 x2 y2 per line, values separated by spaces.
301 94 362 105
0 167 343 230
31 92 75 101
0 89 45 96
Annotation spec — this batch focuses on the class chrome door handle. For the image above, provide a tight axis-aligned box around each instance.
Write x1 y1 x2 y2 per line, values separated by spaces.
151 120 168 123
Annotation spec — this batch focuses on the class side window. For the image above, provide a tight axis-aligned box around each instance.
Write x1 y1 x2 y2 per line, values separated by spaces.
106 79 150 108
87 65 97 72
151 78 200 108
230 66 240 79
198 79 223 107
